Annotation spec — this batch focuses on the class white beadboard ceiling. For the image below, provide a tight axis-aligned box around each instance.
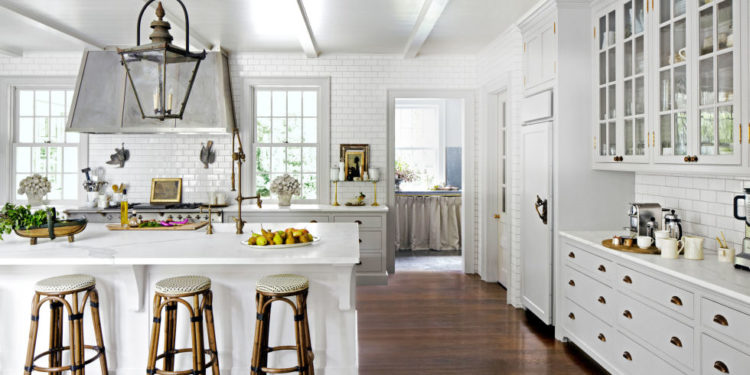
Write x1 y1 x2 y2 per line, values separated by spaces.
0 0 538 57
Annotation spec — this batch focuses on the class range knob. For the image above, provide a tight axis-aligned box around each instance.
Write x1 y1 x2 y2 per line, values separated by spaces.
138 215 143 220
177 215 183 220
186 215 192 219
167 215 173 221
106 214 113 220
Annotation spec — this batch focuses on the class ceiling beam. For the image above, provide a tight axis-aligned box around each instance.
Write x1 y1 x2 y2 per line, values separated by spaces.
0 46 23 58
0 2 103 50
293 0 319 58
143 0 214 51
402 0 450 58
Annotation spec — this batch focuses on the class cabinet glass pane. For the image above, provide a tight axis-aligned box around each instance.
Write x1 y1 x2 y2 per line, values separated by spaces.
608 85 616 118
660 0 671 23
608 122 616 155
600 123 607 156
608 49 616 83
660 26 671 67
674 19 686 61
599 52 606 84
699 0 712 5
635 77 645 114
625 120 634 155
624 41 633 77
717 0 733 50
718 105 733 155
699 58 714 105
624 80 633 116
660 115 672 155
635 36 645 74
675 112 688 155
699 8 713 56
599 16 606 50
660 71 671 111
700 109 716 155
635 118 645 155
600 87 606 120
674 0 686 17
674 66 686 110
717 52 733 102
608 11 616 46
624 1 633 38
634 0 644 34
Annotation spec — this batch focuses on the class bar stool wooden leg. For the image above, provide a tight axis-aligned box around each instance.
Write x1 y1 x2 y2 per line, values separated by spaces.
163 301 177 372
296 292 314 375
292 300 305 375
251 293 266 375
204 291 220 375
49 300 63 375
190 294 206 375
69 293 81 375
259 297 273 373
146 295 163 375
89 288 109 374
24 294 42 375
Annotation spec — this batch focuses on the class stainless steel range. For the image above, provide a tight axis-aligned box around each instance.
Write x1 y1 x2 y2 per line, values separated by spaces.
65 203 223 223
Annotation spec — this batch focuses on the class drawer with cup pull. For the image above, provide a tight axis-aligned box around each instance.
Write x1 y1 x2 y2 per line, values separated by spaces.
616 292 694 369
563 297 616 363
614 330 686 375
617 265 694 319
356 252 383 273
358 230 383 251
564 266 614 323
562 242 614 283
334 216 382 229
701 334 750 375
701 298 750 346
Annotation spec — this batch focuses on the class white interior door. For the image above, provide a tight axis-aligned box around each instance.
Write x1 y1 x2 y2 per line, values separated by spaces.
497 94 510 288
520 121 552 324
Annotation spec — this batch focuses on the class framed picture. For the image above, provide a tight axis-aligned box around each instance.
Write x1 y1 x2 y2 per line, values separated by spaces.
340 144 369 181
150 178 182 204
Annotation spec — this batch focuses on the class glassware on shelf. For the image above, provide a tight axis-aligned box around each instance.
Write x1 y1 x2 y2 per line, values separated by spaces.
674 0 686 17
699 8 713 55
675 113 688 156
718 106 734 155
660 71 671 111
625 120 634 155
624 80 633 116
699 58 714 105
717 52 733 102
717 0 733 50
700 109 716 155
608 122 616 155
660 115 673 156
635 119 645 155
674 66 687 110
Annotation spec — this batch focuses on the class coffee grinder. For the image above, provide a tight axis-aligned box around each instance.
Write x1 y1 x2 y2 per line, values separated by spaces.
732 188 750 271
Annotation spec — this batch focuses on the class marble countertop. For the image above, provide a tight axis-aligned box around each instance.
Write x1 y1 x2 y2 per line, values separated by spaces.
0 223 360 266
561 230 750 305
65 203 389 213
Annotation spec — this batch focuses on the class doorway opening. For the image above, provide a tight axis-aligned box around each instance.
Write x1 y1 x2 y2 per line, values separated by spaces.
392 97 464 272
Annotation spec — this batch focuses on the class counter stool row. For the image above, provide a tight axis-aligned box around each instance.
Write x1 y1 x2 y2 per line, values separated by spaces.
23 273 314 375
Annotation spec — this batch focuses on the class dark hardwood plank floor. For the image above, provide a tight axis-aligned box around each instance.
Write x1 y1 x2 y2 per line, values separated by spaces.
357 271 606 375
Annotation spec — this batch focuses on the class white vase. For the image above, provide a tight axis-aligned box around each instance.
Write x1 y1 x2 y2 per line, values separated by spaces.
26 193 45 207
338 162 346 181
277 192 292 206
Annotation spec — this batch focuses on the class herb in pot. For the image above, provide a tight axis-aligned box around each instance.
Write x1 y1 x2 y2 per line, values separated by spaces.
0 203 57 240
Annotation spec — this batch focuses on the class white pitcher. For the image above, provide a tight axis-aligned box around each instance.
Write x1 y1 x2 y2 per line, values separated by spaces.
661 238 684 259
683 236 704 260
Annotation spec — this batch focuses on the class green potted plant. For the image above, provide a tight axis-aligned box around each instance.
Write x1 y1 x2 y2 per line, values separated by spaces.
0 203 87 245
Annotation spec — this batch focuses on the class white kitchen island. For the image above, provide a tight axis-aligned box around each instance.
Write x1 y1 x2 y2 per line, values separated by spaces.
0 223 360 375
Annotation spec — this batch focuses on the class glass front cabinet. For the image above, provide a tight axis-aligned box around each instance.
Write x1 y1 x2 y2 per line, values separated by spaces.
592 0 743 169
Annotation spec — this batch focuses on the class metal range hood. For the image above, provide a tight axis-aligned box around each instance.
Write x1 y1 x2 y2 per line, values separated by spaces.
66 50 235 134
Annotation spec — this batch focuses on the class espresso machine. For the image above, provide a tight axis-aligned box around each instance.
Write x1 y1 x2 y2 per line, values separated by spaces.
629 203 662 237
732 189 750 271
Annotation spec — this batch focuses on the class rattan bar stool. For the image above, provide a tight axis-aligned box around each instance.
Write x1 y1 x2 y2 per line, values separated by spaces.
251 274 314 375
23 274 108 375
146 275 219 375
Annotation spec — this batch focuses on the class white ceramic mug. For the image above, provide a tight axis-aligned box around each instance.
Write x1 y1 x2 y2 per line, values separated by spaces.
655 230 670 250
718 247 735 263
684 236 704 260
216 192 226 205
661 238 684 259
636 236 653 249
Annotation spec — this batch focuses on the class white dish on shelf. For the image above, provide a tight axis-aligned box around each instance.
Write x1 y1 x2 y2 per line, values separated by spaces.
241 236 320 249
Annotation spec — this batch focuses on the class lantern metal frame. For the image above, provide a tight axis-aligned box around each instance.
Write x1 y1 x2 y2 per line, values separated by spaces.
118 0 206 121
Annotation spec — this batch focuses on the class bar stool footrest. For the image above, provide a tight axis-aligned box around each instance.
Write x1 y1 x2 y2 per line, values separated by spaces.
151 348 217 375
30 345 104 373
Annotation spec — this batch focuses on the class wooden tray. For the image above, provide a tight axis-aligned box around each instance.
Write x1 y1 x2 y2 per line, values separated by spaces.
601 239 659 255
15 220 87 245
106 222 209 231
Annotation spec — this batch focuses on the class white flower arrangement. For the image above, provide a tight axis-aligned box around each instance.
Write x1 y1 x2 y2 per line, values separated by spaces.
17 174 51 198
270 174 301 196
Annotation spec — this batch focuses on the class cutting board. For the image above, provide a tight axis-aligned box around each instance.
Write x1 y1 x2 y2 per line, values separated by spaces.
106 222 209 231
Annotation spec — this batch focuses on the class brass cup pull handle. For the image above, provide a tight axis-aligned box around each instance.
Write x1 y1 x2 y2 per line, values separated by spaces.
568 251 575 258
713 314 729 326
598 296 606 304
623 310 632 319
623 275 633 284
310 220 318 223
670 296 683 306
684 156 690 162
354 220 363 225
568 280 575 287
714 360 729 373
359 239 362 243
356 260 362 265
670 336 682 348
598 264 606 272
568 312 575 320
598 333 606 342
622 351 632 361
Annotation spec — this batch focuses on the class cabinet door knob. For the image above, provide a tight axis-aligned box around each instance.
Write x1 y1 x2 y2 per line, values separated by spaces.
713 314 729 326
568 280 575 287
598 333 606 342
568 312 575 320
684 156 690 162
623 310 632 319
670 296 683 306
622 351 632 361
598 264 606 272
623 275 632 284
354 220 363 225
598 296 606 304
669 336 682 348
568 251 575 258
714 360 729 373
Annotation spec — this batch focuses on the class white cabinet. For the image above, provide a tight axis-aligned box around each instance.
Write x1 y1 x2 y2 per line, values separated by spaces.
523 6 556 91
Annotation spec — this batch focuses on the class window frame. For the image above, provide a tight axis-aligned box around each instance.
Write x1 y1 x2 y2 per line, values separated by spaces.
0 77 87 205
242 77 330 204
394 99 447 191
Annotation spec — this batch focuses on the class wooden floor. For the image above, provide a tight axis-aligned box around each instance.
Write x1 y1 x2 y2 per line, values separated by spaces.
357 271 606 374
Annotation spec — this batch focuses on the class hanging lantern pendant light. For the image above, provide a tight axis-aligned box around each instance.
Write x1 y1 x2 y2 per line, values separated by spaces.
118 0 206 121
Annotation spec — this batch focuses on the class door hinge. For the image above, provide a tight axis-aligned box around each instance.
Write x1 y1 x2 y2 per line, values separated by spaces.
523 42 526 53
594 26 596 39
593 136 597 149
554 22 556 34
740 123 743 144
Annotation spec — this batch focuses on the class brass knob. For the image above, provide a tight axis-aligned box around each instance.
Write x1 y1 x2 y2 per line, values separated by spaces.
692 155 699 162
670 296 683 306
598 296 606 304
568 280 575 287
623 275 632 284
623 351 632 361
670 336 682 347
623 310 632 319
598 264 606 272
684 156 690 162
714 361 729 373
568 251 575 258
713 314 729 326
494 214 501 219
598 333 606 342
568 312 575 320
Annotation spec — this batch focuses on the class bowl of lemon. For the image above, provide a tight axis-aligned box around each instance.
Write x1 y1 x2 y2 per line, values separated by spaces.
243 227 319 248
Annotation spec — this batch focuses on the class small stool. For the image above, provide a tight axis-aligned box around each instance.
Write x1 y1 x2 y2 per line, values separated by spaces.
251 274 314 375
146 276 219 375
24 274 108 375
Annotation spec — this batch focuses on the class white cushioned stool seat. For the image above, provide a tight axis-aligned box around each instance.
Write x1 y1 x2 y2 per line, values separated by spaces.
155 275 211 296
35 274 96 293
256 274 309 294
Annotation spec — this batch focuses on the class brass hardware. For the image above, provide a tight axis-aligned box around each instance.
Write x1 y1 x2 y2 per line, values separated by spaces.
647 132 650 147
594 26 596 39
623 351 632 361
598 264 606 272
714 361 729 373
199 205 214 235
670 336 682 348
651 0 654 10
332 180 340 206
598 296 606 304
568 251 575 259
535 195 548 224
740 123 742 144
693 155 699 162
623 275 632 284
494 214 501 219
569 312 575 320
670 296 683 306
684 156 691 163
614 156 619 162
359 239 362 243
554 22 556 34
652 131 656 146
310 220 318 223
623 310 632 319
355 220 363 225
231 128 263 234
598 333 606 342
568 280 575 287
713 314 729 326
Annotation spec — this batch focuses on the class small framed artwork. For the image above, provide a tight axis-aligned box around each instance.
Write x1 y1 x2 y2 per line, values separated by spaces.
150 178 183 204
340 144 369 181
